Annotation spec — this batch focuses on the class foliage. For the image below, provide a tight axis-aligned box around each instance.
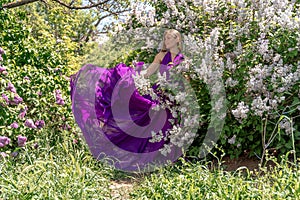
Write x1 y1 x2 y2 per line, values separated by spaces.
0 1 96 156
114 0 300 159
130 156 300 199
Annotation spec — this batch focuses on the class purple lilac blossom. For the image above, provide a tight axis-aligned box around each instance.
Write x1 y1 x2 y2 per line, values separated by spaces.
10 122 19 129
18 107 28 119
0 136 10 148
11 152 18 157
62 124 71 130
35 120 45 129
1 94 9 104
6 82 16 93
0 66 6 73
55 90 65 105
24 119 37 129
10 95 23 105
17 135 27 147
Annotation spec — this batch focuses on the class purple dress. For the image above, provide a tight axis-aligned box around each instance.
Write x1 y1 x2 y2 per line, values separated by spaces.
70 51 185 171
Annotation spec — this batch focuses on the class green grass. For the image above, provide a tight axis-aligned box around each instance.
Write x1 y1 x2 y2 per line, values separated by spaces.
1 131 299 200
130 157 300 200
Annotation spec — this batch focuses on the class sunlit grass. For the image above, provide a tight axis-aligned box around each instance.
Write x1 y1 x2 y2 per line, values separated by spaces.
130 156 300 199
1 131 299 199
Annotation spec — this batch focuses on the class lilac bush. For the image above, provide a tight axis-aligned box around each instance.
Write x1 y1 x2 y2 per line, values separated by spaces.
113 0 300 158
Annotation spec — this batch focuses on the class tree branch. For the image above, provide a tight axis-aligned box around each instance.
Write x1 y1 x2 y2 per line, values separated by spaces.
2 0 111 9
2 0 39 9
52 0 110 10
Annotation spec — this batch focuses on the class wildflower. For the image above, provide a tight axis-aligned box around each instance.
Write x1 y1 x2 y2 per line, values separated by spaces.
17 135 27 147
24 119 37 129
0 136 10 147
6 82 16 93
10 122 19 129
35 120 45 129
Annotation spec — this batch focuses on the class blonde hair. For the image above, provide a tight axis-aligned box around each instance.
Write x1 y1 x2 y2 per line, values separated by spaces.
160 29 183 52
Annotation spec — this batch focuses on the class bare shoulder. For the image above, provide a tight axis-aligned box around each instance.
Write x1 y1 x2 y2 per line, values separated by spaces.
153 51 167 63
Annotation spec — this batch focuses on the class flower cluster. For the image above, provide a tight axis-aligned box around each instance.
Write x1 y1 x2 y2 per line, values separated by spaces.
0 135 28 149
55 89 65 105
0 136 10 148
117 0 300 158
24 119 45 129
132 63 200 156
232 102 249 123
279 118 295 136
0 47 5 62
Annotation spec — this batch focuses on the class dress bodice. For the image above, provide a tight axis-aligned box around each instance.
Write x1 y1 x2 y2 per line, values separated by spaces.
159 51 184 78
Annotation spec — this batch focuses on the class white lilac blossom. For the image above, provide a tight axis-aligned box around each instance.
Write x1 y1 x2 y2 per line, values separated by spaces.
232 101 249 122
228 134 236 145
225 77 238 87
159 143 172 156
132 64 199 156
126 0 299 153
251 96 270 117
279 118 295 136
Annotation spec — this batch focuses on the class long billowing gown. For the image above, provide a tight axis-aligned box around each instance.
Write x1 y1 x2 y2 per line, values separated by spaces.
70 51 185 172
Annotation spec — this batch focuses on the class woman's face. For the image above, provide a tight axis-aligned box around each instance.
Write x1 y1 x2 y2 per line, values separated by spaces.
164 33 178 49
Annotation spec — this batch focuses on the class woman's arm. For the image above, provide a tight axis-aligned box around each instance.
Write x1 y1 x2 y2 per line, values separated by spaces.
141 52 164 78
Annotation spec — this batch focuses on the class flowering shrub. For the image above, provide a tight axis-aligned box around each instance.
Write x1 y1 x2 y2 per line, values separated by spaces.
108 0 300 158
0 5 86 158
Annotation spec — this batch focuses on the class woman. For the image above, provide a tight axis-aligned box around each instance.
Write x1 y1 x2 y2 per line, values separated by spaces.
70 29 185 171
